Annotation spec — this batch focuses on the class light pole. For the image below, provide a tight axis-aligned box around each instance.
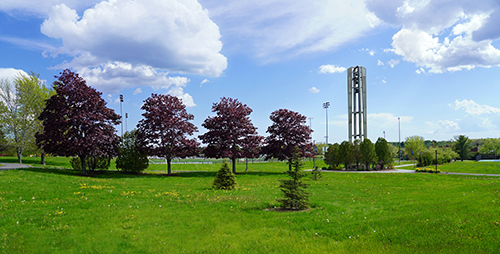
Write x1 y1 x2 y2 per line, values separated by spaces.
308 117 313 142
398 117 401 165
323 102 330 145
125 113 128 133
120 94 123 138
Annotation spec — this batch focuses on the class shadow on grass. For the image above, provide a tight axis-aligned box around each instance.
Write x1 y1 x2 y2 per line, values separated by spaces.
239 171 286 177
15 166 217 179
14 166 286 180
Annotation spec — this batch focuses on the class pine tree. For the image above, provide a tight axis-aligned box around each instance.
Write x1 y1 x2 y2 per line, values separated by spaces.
277 146 310 210
310 166 322 181
213 160 237 190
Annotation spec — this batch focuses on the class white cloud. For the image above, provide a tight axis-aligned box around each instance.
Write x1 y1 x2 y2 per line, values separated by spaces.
41 1 227 78
309 87 320 93
360 48 376 56
452 99 500 115
319 65 346 74
368 1 500 73
76 62 195 105
415 67 425 74
425 120 461 135
0 0 100 16
204 0 379 60
388 59 400 68
377 60 384 66
133 88 142 95
200 79 210 87
368 113 413 128
0 68 28 81
391 27 500 73
168 86 196 107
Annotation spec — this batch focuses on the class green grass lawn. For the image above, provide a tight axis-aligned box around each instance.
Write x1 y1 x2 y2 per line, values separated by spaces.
0 158 499 253
398 160 500 175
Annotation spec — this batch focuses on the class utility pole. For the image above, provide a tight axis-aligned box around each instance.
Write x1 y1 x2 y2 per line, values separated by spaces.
398 117 401 165
120 94 124 138
308 117 313 142
125 113 128 133
323 102 330 145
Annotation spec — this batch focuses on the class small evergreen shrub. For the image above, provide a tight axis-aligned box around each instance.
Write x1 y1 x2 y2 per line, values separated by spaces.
310 166 322 181
277 146 309 210
213 160 237 190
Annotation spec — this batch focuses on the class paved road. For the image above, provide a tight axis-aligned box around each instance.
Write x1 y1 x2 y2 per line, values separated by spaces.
308 164 500 177
0 163 32 170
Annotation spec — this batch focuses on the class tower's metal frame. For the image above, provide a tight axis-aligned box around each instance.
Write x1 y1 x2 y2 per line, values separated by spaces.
348 66 367 143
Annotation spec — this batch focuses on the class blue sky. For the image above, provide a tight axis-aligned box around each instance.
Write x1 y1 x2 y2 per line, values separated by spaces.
1 0 500 144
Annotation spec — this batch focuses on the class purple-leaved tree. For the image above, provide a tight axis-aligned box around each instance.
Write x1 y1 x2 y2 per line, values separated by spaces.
262 109 313 171
136 94 199 175
199 97 262 174
36 69 121 175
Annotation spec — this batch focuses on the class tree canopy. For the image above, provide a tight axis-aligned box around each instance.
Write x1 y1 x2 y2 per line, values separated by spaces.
360 138 377 170
453 135 471 161
375 137 393 169
338 141 353 170
480 138 500 157
199 97 262 174
0 72 54 163
136 94 199 174
36 69 121 175
262 109 313 171
404 135 425 160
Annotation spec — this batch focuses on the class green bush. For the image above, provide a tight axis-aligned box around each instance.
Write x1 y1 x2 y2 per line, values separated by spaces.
415 167 441 173
116 130 148 173
70 156 111 171
213 160 237 190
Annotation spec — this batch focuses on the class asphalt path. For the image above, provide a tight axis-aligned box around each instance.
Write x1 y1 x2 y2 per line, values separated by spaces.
0 163 32 170
308 164 500 176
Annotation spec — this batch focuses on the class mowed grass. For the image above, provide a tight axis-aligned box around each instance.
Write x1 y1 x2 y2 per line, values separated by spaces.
398 160 500 175
1 160 499 253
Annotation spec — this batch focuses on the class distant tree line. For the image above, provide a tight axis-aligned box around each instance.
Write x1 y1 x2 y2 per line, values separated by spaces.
323 137 393 170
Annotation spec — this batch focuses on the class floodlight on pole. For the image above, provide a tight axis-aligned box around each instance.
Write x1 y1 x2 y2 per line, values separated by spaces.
323 102 330 145
125 113 128 133
120 94 123 138
308 117 313 142
398 117 401 165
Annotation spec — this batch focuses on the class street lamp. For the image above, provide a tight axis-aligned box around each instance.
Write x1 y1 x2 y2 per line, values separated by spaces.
125 113 128 133
120 94 123 138
323 102 330 145
398 117 401 165
308 117 313 142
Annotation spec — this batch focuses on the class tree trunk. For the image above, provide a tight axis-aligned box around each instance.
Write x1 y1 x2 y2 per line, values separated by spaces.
288 159 292 171
41 153 45 165
81 155 87 175
167 157 172 175
232 157 236 174
17 147 22 164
